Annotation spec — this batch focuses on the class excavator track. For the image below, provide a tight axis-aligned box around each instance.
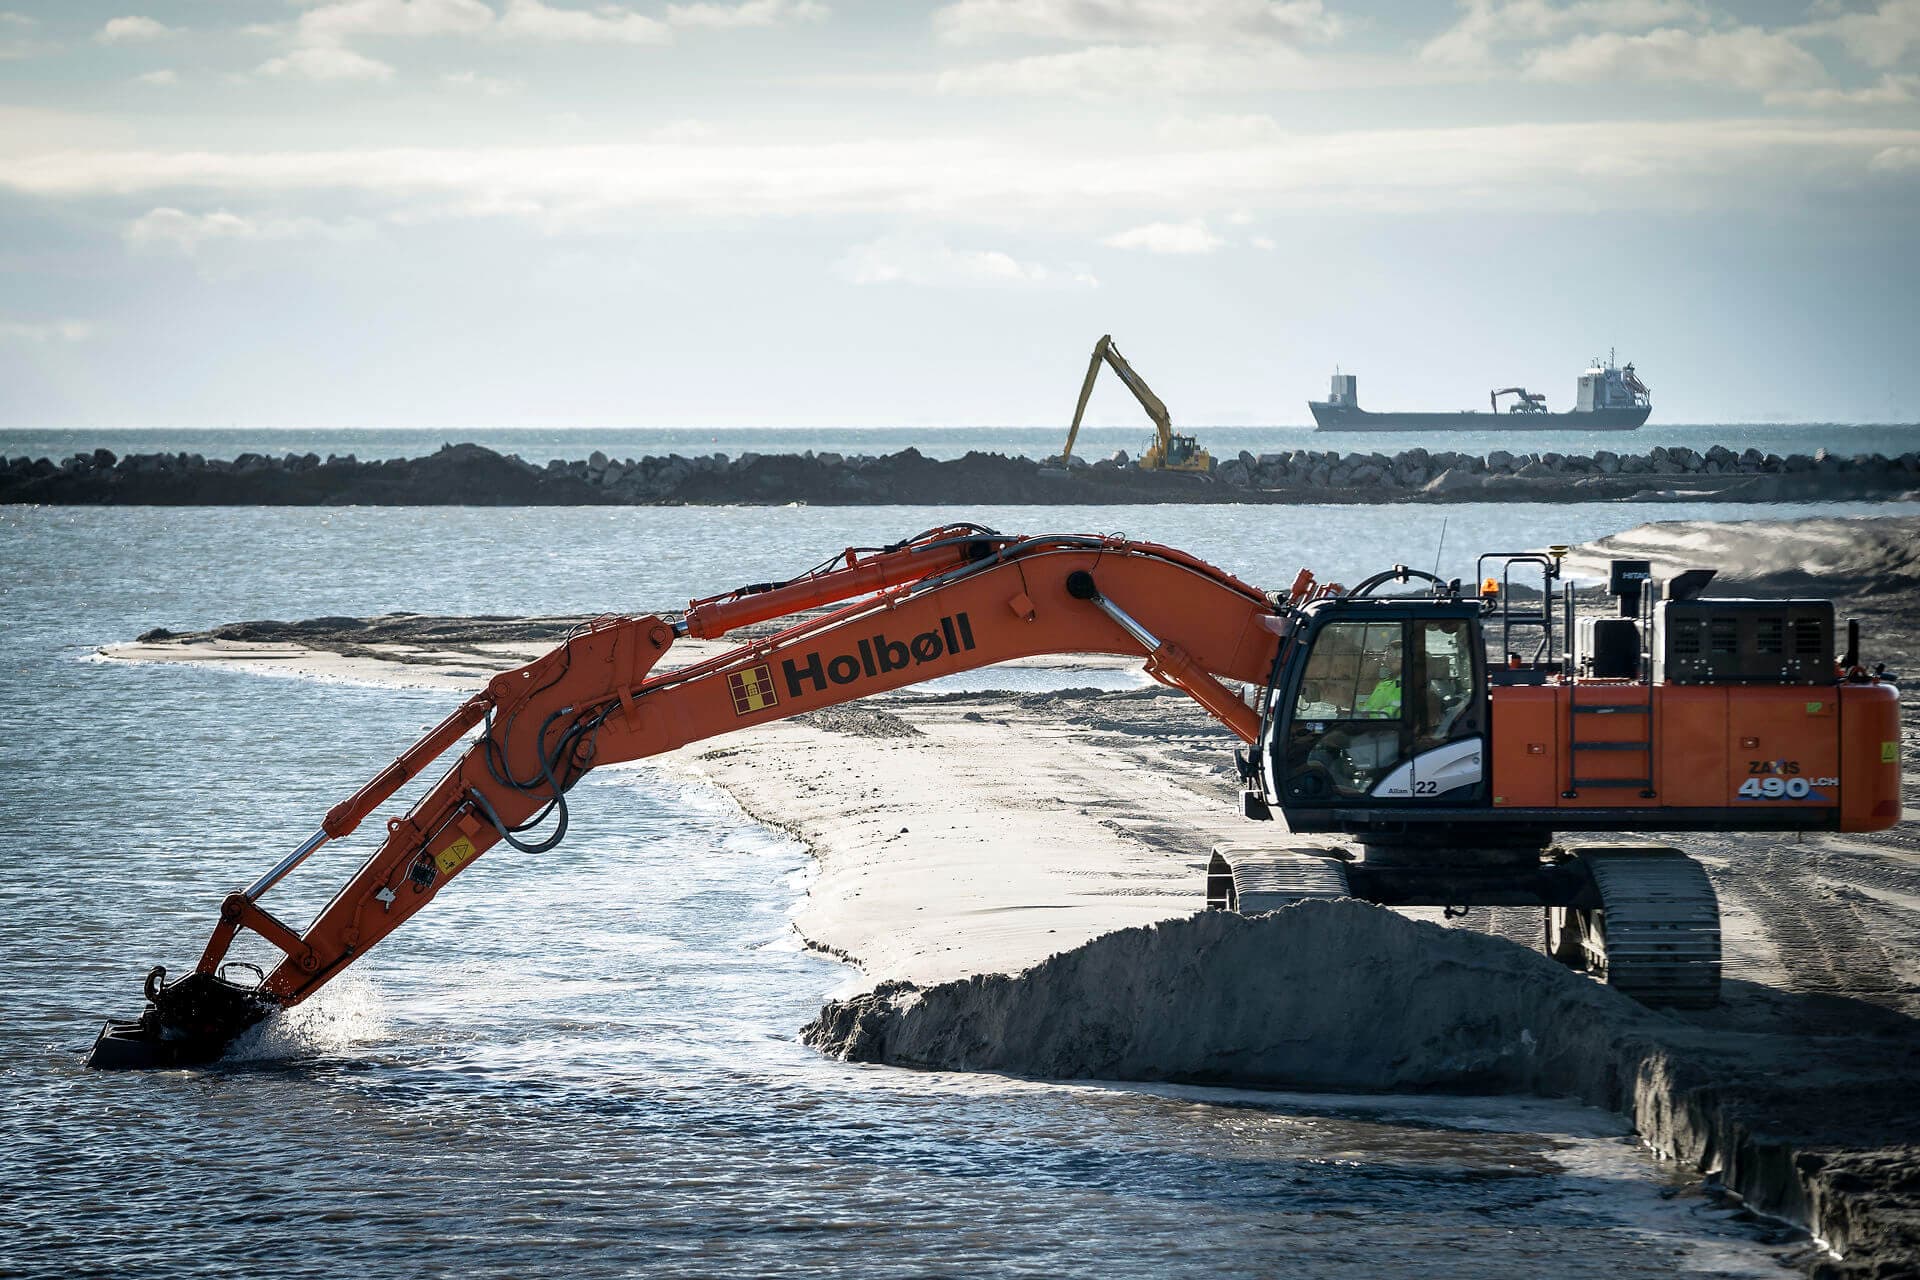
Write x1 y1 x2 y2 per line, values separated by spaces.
1207 844 1351 914
1550 846 1722 1009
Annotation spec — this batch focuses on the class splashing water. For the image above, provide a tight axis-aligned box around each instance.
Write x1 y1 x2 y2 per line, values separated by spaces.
225 973 392 1064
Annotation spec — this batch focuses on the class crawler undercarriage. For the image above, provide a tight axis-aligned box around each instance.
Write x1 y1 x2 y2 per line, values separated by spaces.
1208 841 1721 1008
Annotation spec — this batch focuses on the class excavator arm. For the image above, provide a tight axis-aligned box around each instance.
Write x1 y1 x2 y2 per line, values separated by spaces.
92 525 1296 1067
1062 334 1173 464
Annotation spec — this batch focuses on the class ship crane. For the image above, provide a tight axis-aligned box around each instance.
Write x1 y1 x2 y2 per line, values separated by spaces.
87 526 1902 1068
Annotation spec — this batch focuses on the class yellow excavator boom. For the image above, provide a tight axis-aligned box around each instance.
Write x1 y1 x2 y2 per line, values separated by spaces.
1060 334 1208 472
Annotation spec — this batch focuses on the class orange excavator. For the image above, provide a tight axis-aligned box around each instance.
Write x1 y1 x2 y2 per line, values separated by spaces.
89 526 1903 1067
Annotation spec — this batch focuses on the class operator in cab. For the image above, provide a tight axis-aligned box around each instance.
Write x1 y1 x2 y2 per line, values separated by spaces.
1362 641 1403 718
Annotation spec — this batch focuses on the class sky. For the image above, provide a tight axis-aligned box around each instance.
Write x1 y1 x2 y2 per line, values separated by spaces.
1 0 1917 428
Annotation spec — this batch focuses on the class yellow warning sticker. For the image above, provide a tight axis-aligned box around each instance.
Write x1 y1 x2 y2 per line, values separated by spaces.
1884 741 1901 764
728 663 778 716
434 836 478 876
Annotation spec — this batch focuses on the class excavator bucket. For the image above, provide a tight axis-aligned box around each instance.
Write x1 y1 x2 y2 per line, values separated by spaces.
86 967 276 1070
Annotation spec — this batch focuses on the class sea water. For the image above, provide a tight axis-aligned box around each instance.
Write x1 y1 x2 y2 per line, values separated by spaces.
0 502 1832 1277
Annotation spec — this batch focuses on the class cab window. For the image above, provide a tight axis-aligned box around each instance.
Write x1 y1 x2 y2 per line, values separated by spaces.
1285 620 1408 800
1416 619 1476 744
1294 621 1403 721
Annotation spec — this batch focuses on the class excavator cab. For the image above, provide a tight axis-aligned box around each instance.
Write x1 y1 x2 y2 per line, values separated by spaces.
1142 431 1213 473
1257 597 1489 816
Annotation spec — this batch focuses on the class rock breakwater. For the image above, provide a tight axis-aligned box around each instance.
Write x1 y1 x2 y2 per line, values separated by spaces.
4 441 1914 505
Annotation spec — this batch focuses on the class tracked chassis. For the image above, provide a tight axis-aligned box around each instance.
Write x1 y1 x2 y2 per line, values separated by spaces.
1207 841 1723 1009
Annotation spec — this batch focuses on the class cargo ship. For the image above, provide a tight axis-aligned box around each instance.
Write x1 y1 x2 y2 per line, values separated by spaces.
1309 354 1651 431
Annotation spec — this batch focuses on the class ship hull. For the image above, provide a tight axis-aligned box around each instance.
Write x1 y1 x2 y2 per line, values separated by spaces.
1309 403 1650 431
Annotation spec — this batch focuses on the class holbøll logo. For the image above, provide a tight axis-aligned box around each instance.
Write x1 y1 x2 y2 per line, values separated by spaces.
782 613 977 698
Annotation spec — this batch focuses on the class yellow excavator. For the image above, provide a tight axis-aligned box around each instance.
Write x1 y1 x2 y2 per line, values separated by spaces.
1060 334 1212 473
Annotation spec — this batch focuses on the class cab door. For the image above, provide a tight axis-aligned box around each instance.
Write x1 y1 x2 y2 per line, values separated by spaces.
1382 618 1487 801
1276 618 1413 802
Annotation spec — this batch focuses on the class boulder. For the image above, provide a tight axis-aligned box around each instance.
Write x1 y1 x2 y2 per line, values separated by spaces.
1423 467 1484 497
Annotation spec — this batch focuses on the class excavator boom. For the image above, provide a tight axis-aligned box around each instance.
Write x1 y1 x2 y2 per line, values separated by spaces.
1060 334 1205 471
90 525 1288 1067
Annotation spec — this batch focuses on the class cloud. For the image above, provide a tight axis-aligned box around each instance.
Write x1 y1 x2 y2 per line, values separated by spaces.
836 232 1096 288
0 8 39 57
1525 27 1827 92
1870 144 1920 170
1421 0 1707 66
295 0 495 45
1802 0 1920 72
495 0 669 43
132 68 178 86
937 42 1311 96
278 0 825 58
0 318 93 342
933 0 1333 96
933 0 1337 46
125 207 375 252
10 121 1920 222
440 69 520 94
96 15 171 44
666 0 828 29
1768 73 1916 108
256 46 396 81
1155 114 1287 145
1101 219 1224 254
650 118 713 140
290 0 672 46
1249 234 1276 250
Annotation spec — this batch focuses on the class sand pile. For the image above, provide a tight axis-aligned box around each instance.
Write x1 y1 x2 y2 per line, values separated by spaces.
806 899 1665 1098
